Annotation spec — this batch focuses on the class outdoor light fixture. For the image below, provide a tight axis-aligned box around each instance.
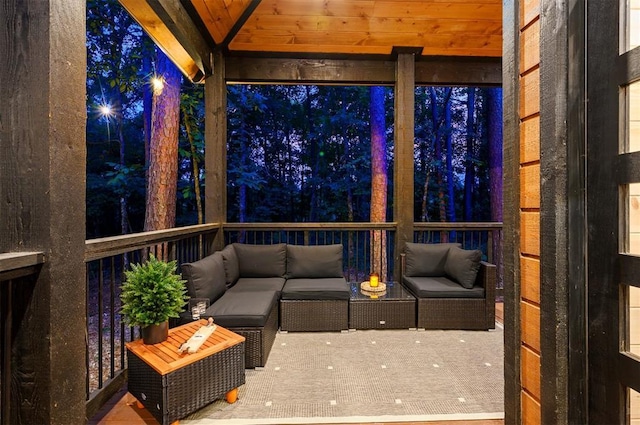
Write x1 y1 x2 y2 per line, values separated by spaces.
99 104 113 118
151 76 165 96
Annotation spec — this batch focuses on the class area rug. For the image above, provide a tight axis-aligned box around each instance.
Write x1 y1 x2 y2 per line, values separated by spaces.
183 325 504 424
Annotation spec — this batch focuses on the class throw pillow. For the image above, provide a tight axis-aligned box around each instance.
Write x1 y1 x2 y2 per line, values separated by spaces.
286 244 343 278
404 242 461 277
232 243 287 278
181 252 227 303
220 244 240 288
444 246 482 289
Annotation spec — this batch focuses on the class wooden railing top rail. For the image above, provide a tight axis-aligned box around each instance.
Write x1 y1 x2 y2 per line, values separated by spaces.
84 223 220 262
222 222 398 230
413 222 503 230
0 252 45 281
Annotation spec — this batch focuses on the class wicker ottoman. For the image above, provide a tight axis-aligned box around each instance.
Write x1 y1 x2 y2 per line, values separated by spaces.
126 321 245 425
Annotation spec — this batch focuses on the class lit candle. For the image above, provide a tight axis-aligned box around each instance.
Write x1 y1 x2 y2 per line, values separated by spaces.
370 273 379 287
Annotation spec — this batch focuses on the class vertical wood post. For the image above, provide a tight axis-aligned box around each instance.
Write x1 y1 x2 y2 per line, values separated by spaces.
205 51 227 251
0 1 86 424
393 51 416 282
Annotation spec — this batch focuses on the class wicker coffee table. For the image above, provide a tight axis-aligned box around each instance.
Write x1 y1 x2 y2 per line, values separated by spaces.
349 281 416 329
126 320 245 425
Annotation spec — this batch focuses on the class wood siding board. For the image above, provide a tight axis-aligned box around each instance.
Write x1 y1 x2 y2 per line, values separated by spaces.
522 390 542 424
519 68 540 118
520 0 540 30
520 115 541 164
521 300 541 352
520 211 540 256
503 0 523 422
587 0 625 421
520 163 540 209
521 255 541 304
521 345 541 400
519 19 540 75
0 0 87 423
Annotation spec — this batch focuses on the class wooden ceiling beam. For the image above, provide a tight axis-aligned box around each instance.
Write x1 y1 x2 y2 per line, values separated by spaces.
225 56 501 86
119 0 213 81
222 0 263 51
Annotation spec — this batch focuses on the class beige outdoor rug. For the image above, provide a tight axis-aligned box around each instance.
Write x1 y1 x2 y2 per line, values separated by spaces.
183 325 504 424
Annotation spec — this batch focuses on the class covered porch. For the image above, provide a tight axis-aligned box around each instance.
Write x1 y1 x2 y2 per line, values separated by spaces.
1 1 504 424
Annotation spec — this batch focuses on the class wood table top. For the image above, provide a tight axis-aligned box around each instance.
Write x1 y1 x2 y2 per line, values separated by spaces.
125 320 245 375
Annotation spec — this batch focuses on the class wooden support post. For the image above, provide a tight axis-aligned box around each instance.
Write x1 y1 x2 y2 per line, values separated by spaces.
205 51 227 251
0 1 87 424
393 51 416 282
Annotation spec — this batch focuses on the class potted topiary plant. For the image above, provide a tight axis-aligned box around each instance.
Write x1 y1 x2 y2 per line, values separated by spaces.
120 254 189 344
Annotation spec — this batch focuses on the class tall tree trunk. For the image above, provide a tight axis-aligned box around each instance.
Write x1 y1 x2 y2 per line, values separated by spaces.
369 86 388 279
144 49 181 235
429 88 448 244
445 94 456 242
486 87 503 288
142 51 153 192
181 104 203 224
305 86 319 221
464 87 476 221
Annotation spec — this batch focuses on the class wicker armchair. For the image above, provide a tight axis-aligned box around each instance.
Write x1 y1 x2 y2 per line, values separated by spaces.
401 243 496 330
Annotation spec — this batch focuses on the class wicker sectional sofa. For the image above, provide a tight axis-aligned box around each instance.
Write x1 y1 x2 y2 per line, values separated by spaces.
180 243 349 368
401 242 496 330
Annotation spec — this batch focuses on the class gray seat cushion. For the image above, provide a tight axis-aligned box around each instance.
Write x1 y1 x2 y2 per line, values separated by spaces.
281 277 350 300
181 252 227 304
404 242 461 277
227 277 286 295
232 243 287 278
403 276 485 299
206 290 278 328
286 244 343 278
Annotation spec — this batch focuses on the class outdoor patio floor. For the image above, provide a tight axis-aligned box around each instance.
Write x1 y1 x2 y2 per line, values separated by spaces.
88 303 505 425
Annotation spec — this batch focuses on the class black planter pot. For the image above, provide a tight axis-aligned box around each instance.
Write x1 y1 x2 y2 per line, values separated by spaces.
141 321 169 344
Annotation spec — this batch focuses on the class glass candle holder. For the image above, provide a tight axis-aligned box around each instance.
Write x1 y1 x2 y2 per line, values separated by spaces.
369 273 379 287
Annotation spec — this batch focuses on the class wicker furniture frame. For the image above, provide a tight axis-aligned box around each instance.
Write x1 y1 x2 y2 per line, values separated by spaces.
280 299 348 331
349 282 416 329
126 321 245 425
402 254 496 330
226 299 279 368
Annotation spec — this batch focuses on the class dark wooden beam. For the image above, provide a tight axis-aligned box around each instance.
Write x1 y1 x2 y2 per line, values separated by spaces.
393 52 415 282
205 51 227 251
587 0 625 421
415 56 501 86
539 0 587 422
225 55 501 86
146 0 213 78
502 0 522 423
0 1 86 424
226 57 396 84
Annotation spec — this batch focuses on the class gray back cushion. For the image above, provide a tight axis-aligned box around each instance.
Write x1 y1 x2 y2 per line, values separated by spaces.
444 246 482 289
232 243 287 278
220 244 240 288
286 244 344 278
404 242 461 277
181 252 227 303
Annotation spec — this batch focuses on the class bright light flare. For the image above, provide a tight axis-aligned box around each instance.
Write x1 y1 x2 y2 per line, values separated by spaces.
99 104 113 117
151 76 164 95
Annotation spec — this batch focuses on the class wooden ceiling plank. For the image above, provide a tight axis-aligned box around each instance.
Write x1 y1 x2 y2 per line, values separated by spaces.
254 0 376 17
190 0 227 42
244 15 501 36
372 2 502 20
223 0 263 48
228 42 392 55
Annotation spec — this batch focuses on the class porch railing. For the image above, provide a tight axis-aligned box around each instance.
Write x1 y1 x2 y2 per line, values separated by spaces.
83 221 502 416
84 223 219 417
0 252 46 425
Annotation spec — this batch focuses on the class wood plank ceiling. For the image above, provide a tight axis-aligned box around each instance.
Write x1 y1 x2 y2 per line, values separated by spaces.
192 0 502 57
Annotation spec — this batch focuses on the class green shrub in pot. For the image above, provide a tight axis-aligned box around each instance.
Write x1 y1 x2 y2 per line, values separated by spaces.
120 255 189 343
